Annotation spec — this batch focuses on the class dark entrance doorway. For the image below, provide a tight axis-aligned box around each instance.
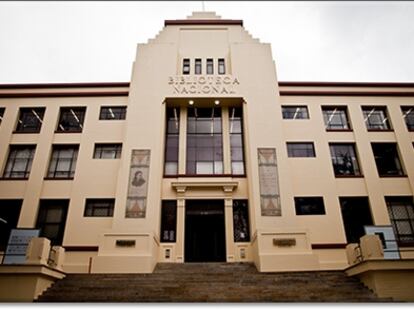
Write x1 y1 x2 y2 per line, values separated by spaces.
340 197 373 243
185 200 226 262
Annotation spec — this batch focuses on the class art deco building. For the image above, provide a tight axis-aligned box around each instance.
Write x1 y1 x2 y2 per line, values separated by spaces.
0 12 413 274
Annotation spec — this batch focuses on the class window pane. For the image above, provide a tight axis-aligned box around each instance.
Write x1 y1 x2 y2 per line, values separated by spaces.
164 107 180 175
2 145 35 179
94 144 122 159
160 201 177 242
363 107 391 130
401 106 414 131
282 106 309 119
84 199 114 217
322 107 350 130
386 197 414 243
232 162 245 175
295 197 325 215
218 59 225 74
47 145 79 178
329 144 361 176
195 59 202 75
206 59 213 74
57 107 86 132
233 200 250 242
287 143 315 157
99 106 127 120
183 59 190 75
371 143 404 176
16 108 45 133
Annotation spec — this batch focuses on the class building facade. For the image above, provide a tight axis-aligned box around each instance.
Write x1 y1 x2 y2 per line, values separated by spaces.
0 12 414 273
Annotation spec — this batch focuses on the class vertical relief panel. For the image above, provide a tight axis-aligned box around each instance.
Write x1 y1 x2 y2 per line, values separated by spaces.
125 150 151 218
258 148 281 216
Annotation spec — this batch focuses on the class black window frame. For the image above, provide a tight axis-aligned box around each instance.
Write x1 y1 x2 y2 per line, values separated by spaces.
84 198 115 217
218 58 225 75
186 107 223 175
46 144 79 179
99 106 127 120
183 58 190 75
36 199 69 246
371 143 405 177
329 143 362 177
362 106 392 131
0 107 4 125
195 59 202 75
295 197 326 215
160 200 177 243
56 107 86 133
93 143 122 159
322 106 351 130
206 59 214 75
287 142 316 158
233 200 250 242
282 106 309 120
385 196 414 244
15 107 45 133
401 106 414 131
2 145 36 179
229 107 246 175
164 107 180 176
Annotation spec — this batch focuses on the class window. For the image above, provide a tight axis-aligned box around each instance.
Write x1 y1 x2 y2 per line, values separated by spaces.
0 107 4 125
57 107 86 132
99 106 127 120
15 107 45 133
362 106 391 130
160 200 177 242
164 107 180 175
229 107 245 175
386 197 414 243
282 106 309 119
329 143 361 176
183 59 190 75
84 199 114 217
287 142 315 157
295 197 326 215
233 200 250 242
218 59 225 75
2 145 36 179
93 143 122 159
401 106 414 131
322 106 350 130
0 200 22 251
340 197 373 243
36 200 68 246
186 107 223 175
195 59 202 75
47 145 79 179
371 143 404 176
206 59 214 75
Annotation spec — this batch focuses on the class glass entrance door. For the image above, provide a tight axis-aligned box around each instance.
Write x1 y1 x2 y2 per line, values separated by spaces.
185 200 226 262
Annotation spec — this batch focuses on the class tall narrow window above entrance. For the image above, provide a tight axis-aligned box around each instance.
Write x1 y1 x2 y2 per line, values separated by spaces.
230 107 245 175
183 59 190 75
195 59 202 75
218 59 225 75
187 107 223 175
164 107 180 175
206 59 214 75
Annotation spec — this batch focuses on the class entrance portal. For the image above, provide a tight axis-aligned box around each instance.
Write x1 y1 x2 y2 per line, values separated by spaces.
185 200 226 262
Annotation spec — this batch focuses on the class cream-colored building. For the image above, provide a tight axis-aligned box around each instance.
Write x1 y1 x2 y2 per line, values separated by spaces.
0 12 414 274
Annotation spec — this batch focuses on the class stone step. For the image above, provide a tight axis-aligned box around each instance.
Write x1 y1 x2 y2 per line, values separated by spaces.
36 263 389 302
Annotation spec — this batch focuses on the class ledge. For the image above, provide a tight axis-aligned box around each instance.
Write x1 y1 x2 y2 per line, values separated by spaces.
171 180 238 193
345 259 414 276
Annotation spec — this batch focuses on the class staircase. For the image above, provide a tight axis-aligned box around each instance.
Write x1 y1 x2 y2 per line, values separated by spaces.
36 263 389 302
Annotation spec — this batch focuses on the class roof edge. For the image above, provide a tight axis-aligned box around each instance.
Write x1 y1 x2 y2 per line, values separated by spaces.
164 19 243 26
278 81 414 88
0 82 130 89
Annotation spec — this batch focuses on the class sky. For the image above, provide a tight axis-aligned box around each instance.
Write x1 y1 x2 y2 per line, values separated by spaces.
0 1 413 84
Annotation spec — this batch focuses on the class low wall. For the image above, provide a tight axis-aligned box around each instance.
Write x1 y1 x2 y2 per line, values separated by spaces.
345 259 414 302
0 264 65 302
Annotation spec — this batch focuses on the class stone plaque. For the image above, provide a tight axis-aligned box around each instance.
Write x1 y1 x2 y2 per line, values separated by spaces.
273 238 296 247
125 150 150 218
258 148 281 216
116 240 136 247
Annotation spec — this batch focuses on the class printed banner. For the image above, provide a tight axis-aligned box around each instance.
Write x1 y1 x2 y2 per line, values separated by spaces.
125 149 150 218
258 148 281 216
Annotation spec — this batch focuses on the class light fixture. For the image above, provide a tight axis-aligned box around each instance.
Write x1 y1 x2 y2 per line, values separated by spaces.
189 100 194 105
214 100 220 105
